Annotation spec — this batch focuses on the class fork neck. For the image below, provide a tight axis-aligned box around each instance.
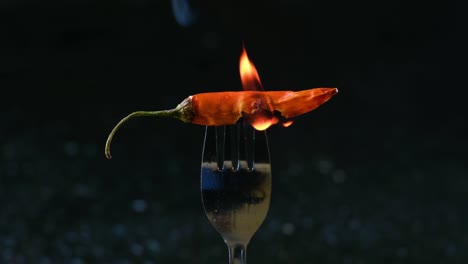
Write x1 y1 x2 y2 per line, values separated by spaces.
227 243 248 264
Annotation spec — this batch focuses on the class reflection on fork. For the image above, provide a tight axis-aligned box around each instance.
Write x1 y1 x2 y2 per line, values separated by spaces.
201 121 272 264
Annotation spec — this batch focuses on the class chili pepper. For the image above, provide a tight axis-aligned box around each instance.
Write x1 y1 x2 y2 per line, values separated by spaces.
105 88 338 159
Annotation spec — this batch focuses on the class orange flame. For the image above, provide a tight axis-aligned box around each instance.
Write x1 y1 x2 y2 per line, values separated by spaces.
252 120 275 131
239 45 294 131
250 115 279 131
282 120 294 127
239 46 263 91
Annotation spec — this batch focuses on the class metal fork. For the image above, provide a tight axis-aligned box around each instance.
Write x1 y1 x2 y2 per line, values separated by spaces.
200 121 272 264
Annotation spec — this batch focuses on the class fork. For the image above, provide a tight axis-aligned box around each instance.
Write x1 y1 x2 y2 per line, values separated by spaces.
200 121 272 264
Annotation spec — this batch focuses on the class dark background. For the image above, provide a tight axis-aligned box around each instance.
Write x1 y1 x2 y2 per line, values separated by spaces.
1 0 466 263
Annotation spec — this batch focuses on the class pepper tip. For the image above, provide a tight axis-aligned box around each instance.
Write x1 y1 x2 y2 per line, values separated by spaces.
327 87 339 96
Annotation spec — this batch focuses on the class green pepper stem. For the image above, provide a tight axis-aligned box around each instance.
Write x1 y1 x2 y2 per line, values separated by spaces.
104 109 177 159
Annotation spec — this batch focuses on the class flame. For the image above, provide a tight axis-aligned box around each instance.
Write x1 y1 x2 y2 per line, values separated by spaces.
239 46 263 91
251 116 279 131
282 120 294 127
239 44 293 131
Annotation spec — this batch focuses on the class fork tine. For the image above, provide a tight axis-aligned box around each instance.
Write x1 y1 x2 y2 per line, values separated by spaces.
243 122 255 171
230 124 240 170
215 126 226 170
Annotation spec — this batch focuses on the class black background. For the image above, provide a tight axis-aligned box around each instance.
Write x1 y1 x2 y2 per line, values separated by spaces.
1 0 466 263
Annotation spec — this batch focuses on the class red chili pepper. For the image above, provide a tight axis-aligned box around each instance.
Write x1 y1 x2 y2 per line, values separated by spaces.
105 88 338 159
